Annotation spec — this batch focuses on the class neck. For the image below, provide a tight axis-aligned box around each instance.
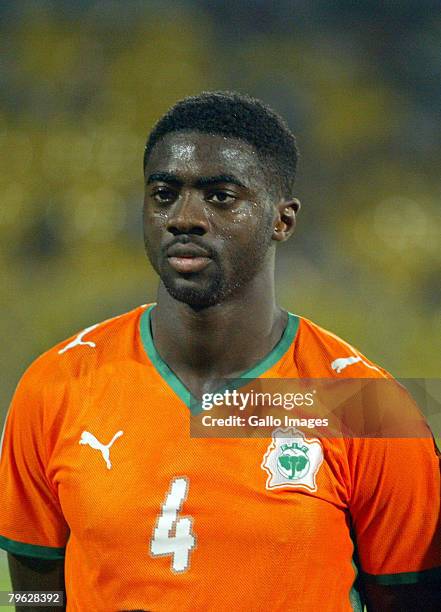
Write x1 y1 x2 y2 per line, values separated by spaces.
151 269 286 382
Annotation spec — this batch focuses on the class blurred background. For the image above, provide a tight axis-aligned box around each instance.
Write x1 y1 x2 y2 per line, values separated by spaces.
1 0 441 410
2 0 441 411
0 0 440 590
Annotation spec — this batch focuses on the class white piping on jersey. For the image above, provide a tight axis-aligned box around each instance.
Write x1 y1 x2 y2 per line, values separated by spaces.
331 355 381 374
79 430 124 469
58 324 99 354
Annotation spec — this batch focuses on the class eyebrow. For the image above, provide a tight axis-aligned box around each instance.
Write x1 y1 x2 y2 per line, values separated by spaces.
146 172 248 190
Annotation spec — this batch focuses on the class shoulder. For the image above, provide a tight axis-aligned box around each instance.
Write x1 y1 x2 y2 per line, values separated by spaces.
18 304 149 387
293 314 391 378
3 305 150 449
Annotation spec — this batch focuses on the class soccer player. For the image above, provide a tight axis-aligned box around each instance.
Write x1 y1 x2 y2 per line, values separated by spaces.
0 92 440 611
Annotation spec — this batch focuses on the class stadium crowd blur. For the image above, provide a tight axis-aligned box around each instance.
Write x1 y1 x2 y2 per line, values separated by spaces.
1 0 440 413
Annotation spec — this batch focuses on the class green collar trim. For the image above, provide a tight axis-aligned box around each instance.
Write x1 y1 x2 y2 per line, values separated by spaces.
139 304 299 414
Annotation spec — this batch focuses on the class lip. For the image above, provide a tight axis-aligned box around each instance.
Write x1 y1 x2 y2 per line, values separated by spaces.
165 242 212 273
166 243 211 258
167 256 211 273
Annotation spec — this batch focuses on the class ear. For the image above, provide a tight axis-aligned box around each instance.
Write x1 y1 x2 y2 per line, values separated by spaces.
272 198 301 242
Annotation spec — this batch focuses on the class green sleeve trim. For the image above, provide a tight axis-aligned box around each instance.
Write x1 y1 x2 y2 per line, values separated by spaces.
362 565 441 585
0 535 65 560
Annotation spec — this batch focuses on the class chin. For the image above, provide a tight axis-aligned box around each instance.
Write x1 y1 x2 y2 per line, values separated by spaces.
161 272 225 308
160 262 225 309
165 283 221 309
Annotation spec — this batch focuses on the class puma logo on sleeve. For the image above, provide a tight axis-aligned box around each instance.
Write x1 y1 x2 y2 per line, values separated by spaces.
331 355 380 374
58 324 99 354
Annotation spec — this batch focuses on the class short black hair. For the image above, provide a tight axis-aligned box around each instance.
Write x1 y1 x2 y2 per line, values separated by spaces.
144 91 298 198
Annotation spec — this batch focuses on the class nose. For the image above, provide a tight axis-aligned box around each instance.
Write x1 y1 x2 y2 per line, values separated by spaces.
166 191 208 236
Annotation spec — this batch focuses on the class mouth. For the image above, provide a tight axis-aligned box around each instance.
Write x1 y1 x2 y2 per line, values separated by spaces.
167 256 211 273
166 243 212 274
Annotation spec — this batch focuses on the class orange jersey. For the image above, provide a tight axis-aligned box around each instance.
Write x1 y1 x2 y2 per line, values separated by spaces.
0 304 440 611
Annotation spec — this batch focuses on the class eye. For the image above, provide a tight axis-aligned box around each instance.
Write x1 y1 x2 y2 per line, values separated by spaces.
152 188 176 204
207 191 237 205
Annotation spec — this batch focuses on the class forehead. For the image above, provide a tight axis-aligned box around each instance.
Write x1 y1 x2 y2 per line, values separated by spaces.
145 131 263 187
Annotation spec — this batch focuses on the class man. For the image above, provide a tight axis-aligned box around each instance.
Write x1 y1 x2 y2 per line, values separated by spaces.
0 91 440 611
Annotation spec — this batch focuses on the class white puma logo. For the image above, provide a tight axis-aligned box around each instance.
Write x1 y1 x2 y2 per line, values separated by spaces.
58 324 99 354
331 355 380 374
79 430 124 469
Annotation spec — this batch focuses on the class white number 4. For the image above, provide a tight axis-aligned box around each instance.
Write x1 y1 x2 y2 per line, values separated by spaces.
150 477 196 572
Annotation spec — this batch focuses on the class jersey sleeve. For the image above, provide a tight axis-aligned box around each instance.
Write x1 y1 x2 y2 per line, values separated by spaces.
348 432 441 585
0 364 69 559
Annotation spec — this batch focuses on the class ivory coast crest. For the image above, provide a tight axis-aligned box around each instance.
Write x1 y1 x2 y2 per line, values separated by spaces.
261 427 323 491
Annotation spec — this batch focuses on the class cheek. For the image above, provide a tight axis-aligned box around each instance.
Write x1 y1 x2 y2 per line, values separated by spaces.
143 214 164 265
152 206 169 223
217 205 266 249
210 202 263 240
143 205 168 239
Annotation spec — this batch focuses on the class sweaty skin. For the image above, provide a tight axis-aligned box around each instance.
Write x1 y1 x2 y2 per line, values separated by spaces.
143 131 299 399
